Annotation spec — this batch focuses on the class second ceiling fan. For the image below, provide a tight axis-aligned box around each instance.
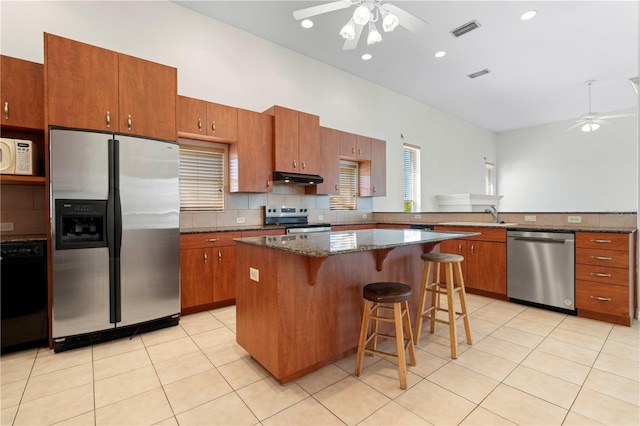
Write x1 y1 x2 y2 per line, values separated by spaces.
293 0 428 50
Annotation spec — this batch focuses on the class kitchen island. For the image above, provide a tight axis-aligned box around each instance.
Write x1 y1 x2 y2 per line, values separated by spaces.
234 228 477 384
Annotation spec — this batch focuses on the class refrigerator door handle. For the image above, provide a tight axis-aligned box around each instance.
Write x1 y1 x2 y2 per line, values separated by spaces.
108 138 122 323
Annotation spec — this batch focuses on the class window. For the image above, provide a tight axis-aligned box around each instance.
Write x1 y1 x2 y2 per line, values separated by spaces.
330 161 358 210
403 144 421 212
179 145 225 211
485 162 496 195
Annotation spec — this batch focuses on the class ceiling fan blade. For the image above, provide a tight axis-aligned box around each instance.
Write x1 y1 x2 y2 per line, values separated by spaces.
293 0 351 20
343 23 364 50
567 121 584 131
383 4 428 33
598 112 637 119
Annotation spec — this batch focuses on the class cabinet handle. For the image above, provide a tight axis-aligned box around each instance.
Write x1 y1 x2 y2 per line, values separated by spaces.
267 179 271 188
127 115 132 130
458 244 462 254
211 121 216 133
590 272 612 277
590 295 612 301
335 183 339 191
470 244 475 255
205 238 219 242
351 147 355 154
218 251 222 264
204 251 208 264
106 111 111 127
358 148 362 156
198 118 202 131
590 239 611 244
293 159 297 169
302 161 306 170
4 102 8 119
591 256 612 261
373 186 377 193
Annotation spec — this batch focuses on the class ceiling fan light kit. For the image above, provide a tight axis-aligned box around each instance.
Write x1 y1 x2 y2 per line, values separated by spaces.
340 18 356 40
367 22 382 45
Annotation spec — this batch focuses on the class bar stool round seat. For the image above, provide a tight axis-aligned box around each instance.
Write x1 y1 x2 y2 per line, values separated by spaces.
355 282 416 389
414 252 472 359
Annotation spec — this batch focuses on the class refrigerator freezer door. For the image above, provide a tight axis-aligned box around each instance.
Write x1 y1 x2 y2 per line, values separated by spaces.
50 129 112 338
117 135 180 326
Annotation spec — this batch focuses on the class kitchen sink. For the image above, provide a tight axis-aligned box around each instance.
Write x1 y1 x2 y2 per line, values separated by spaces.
439 221 518 227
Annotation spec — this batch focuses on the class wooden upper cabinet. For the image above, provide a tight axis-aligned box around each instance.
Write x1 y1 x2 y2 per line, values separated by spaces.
45 33 177 141
177 95 207 135
118 53 176 141
1 55 44 130
207 102 237 141
355 135 372 160
45 33 118 132
370 138 386 196
229 108 273 193
313 126 340 195
265 105 319 175
340 132 371 160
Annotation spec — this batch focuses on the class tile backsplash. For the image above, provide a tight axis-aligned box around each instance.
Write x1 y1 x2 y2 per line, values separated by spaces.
0 184 48 236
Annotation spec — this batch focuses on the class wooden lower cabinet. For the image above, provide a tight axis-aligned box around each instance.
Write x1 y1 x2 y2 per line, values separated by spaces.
435 226 507 297
180 232 239 314
575 231 636 326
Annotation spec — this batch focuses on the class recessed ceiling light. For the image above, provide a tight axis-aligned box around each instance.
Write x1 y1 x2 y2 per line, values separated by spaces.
362 53 372 61
520 10 537 21
434 51 446 58
301 19 313 29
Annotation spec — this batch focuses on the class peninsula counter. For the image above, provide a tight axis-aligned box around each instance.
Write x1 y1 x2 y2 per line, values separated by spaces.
234 228 478 384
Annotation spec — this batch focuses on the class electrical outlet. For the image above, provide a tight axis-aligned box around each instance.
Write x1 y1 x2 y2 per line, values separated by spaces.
317 215 324 221
361 214 368 219
524 215 537 222
414 214 422 219
567 215 582 224
0 222 14 231
236 217 245 224
249 267 259 282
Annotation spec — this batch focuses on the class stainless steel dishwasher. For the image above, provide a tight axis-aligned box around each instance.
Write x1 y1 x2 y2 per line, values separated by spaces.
507 231 575 313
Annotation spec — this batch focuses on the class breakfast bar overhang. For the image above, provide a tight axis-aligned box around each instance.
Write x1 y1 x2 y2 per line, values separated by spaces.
234 228 479 384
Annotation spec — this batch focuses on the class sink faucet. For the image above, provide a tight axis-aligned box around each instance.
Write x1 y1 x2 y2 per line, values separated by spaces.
485 205 498 223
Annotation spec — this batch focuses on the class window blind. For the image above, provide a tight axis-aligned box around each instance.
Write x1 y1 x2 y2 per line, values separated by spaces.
330 162 357 210
179 146 224 211
403 144 421 212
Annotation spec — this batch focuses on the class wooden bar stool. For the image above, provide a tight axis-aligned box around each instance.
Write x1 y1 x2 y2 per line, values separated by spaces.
414 253 472 358
355 282 416 389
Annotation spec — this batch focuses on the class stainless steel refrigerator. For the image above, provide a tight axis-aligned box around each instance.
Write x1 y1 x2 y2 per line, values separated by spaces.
50 128 180 352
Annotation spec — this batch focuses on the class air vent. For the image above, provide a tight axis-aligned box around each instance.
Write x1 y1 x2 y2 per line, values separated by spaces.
451 20 481 37
468 69 491 79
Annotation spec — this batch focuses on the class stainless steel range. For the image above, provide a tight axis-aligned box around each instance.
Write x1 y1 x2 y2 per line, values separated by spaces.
264 205 331 234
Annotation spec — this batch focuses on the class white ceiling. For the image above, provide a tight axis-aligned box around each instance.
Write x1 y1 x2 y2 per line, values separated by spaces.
174 1 638 132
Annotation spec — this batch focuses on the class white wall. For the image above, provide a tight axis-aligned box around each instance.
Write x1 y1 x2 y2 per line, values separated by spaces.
0 0 496 213
497 113 638 212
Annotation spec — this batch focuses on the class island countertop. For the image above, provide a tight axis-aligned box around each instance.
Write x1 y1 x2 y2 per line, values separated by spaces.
234 229 480 258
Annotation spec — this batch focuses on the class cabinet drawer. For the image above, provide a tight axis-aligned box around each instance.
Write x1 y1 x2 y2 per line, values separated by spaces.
576 248 629 269
575 264 629 286
575 232 629 251
180 232 240 249
241 229 285 237
434 226 506 242
576 280 629 316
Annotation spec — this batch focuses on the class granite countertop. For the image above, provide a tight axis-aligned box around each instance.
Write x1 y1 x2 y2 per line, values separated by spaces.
234 228 480 258
1 234 48 243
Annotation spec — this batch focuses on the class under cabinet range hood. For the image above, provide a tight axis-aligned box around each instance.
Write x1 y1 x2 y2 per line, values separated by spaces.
272 171 323 185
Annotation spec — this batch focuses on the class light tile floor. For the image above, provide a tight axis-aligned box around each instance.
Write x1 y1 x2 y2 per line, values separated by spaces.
2 294 639 425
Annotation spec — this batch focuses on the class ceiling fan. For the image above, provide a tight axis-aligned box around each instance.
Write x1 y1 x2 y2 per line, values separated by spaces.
569 80 636 132
293 0 428 50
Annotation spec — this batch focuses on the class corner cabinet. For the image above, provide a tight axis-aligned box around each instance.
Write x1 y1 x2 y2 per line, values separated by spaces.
177 95 238 142
180 232 239 315
45 33 176 141
229 109 273 193
313 126 340 195
360 138 386 197
434 226 507 298
575 231 637 326
264 105 319 175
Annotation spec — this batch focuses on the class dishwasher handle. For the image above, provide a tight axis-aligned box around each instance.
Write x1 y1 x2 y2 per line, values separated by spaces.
511 236 570 244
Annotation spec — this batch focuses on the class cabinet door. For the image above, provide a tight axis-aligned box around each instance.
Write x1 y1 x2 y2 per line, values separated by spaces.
45 33 118 132
1 55 44 130
214 245 236 302
339 131 357 158
230 108 273 192
180 248 214 309
271 106 298 172
177 95 207 136
371 138 386 196
315 127 340 195
356 135 372 160
207 102 238 141
438 239 467 281
298 111 319 174
466 241 506 294
118 53 177 141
